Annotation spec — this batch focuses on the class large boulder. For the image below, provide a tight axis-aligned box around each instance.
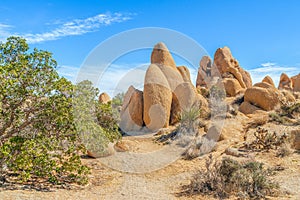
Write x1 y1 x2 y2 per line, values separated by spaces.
262 75 275 87
143 64 172 131
173 82 202 111
278 73 292 90
214 47 252 89
244 82 281 111
151 42 176 69
171 82 208 122
99 92 111 104
177 66 191 82
157 63 184 91
223 78 244 97
120 86 144 132
239 101 261 115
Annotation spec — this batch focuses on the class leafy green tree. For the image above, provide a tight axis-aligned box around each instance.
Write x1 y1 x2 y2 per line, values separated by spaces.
0 37 89 185
111 92 124 107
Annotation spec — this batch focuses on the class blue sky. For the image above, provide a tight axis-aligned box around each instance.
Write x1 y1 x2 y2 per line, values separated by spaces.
1 0 300 96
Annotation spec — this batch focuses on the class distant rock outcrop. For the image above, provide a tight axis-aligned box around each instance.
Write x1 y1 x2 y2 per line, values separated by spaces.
196 47 252 97
196 56 212 88
262 76 275 87
278 73 293 90
99 92 111 104
214 47 252 89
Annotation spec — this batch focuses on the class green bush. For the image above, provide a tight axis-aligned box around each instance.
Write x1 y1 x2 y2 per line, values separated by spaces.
73 80 121 155
0 37 89 186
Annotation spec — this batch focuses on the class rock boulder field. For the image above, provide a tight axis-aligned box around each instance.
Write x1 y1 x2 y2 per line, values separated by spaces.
118 42 300 132
120 42 209 132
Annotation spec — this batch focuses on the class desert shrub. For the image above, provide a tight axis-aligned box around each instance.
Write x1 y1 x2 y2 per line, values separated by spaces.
180 155 278 199
155 105 202 148
0 37 89 186
242 127 288 152
269 102 300 125
73 80 121 155
95 101 121 141
179 105 201 132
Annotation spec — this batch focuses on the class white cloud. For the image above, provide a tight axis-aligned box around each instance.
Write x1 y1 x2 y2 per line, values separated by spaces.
260 62 276 67
249 62 300 86
0 12 132 43
0 23 12 41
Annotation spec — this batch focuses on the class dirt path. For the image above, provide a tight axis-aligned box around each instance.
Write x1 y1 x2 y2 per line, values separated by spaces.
1 115 300 199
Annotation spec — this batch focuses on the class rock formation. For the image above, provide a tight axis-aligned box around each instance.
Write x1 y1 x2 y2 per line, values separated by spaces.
241 82 281 113
214 47 252 89
196 47 252 97
120 86 144 132
196 56 212 88
119 42 209 132
278 73 292 90
177 66 191 83
143 64 172 131
151 42 176 69
262 76 275 87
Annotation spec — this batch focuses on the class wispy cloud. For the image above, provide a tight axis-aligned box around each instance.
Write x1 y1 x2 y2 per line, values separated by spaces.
0 12 133 43
249 62 300 86
0 23 13 41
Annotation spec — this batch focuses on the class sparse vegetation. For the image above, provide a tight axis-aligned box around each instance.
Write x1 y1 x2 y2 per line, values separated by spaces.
180 155 279 199
269 102 300 125
242 127 288 152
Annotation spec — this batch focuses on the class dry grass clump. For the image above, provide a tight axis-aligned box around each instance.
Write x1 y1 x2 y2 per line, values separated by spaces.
179 155 279 199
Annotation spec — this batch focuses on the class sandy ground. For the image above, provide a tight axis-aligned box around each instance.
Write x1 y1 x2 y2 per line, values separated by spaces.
1 113 300 200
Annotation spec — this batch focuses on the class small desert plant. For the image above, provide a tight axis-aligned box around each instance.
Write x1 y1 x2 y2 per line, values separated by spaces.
242 127 288 152
180 155 278 199
179 105 201 132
